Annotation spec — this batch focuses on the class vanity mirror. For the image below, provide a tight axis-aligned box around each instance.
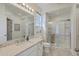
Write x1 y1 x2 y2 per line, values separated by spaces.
0 3 35 46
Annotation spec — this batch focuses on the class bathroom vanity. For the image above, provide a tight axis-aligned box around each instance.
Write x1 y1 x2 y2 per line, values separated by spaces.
0 37 43 56
0 4 43 56
16 37 43 56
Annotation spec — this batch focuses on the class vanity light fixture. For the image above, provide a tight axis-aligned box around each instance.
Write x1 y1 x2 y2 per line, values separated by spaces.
29 7 33 12
25 5 30 11
17 3 35 13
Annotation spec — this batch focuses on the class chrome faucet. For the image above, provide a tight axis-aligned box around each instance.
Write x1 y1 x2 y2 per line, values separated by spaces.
26 35 29 41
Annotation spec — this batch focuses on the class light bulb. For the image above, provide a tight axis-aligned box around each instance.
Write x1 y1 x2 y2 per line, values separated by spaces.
26 5 29 8
29 7 32 10
32 9 34 12
22 3 25 6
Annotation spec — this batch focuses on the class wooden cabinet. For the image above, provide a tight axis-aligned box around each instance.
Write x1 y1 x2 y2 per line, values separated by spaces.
17 41 43 56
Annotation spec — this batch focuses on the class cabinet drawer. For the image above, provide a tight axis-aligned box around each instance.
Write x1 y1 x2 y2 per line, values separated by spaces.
37 42 43 56
17 41 43 56
17 45 37 56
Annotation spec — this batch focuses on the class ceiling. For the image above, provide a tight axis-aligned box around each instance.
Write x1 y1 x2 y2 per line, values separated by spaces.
35 3 72 22
4 3 73 21
36 3 73 13
47 6 72 18
5 3 73 17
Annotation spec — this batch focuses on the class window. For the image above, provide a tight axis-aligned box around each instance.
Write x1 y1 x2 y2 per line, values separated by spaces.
35 14 42 33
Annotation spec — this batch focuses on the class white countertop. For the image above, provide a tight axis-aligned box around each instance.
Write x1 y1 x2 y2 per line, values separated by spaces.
0 37 43 56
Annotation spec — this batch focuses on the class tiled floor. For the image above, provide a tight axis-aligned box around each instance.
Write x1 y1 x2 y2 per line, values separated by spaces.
43 43 77 56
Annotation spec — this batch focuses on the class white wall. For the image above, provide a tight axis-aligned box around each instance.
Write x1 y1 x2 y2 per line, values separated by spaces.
0 4 7 44
70 5 77 50
5 10 23 40
41 13 47 42
76 8 79 53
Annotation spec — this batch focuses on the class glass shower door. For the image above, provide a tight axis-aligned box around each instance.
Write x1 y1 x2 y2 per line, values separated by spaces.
55 21 71 48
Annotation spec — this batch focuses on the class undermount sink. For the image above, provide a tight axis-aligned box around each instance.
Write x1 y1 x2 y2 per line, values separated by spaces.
15 39 32 46
15 40 26 46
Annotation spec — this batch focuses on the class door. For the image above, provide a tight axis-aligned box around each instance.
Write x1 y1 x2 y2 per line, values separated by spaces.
7 18 12 41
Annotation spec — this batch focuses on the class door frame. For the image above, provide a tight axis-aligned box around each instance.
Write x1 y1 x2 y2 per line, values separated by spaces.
7 18 12 41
